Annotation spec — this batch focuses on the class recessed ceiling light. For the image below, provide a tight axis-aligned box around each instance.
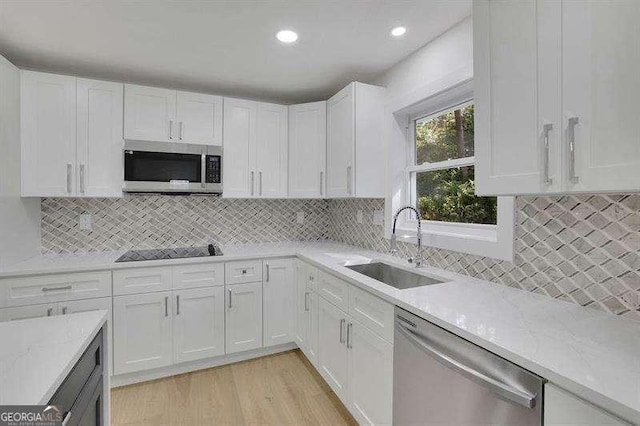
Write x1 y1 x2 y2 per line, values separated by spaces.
276 30 298 43
390 26 407 37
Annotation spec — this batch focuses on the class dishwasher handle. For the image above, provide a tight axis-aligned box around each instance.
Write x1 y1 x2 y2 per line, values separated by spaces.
396 322 537 409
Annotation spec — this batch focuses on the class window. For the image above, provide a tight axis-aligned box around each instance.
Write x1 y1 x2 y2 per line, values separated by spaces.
408 102 498 226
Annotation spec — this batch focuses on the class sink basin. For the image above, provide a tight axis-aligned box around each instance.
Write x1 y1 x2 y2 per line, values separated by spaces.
345 262 445 289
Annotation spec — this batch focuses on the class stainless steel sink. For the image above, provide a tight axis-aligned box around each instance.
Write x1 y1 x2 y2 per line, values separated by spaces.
345 262 445 289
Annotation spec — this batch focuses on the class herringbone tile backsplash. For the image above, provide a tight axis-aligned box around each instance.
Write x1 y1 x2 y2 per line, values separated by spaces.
41 194 639 318
328 195 640 320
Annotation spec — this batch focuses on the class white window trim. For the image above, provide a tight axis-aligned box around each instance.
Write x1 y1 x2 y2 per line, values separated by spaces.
385 77 515 262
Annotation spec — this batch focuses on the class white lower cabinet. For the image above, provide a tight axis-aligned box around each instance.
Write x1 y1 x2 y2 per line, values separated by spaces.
295 261 319 367
113 291 173 375
348 321 393 425
318 297 349 401
544 383 626 425
225 282 263 354
173 287 225 363
263 259 294 347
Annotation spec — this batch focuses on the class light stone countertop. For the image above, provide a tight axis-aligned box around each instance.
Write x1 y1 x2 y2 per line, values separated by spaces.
1 241 639 422
0 310 107 405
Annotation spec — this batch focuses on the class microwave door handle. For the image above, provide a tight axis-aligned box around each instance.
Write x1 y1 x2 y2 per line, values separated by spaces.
201 153 206 189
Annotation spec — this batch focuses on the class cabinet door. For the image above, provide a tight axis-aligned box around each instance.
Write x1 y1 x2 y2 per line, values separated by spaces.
326 83 355 198
294 262 309 351
474 0 562 195
113 292 173 374
124 84 176 142
544 384 625 425
176 91 223 146
222 98 257 198
306 289 320 368
0 303 57 321
318 297 349 401
288 101 326 198
225 282 262 354
348 320 393 426
76 78 123 197
173 287 225 363
61 297 113 376
263 259 294 347
562 1 640 192
256 102 288 198
20 71 76 196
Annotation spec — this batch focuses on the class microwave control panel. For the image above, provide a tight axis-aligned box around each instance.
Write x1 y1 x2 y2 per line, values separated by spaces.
206 155 221 184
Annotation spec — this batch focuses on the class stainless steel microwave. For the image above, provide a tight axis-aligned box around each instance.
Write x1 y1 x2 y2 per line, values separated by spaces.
123 141 222 194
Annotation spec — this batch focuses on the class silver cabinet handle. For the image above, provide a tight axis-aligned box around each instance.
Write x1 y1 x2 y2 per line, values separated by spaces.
169 120 173 140
542 124 553 186
346 165 352 195
201 153 206 189
79 163 86 194
259 171 263 196
346 322 352 348
340 318 346 343
42 285 72 292
250 171 255 196
66 163 72 193
62 306 68 315
265 262 270 282
47 308 53 317
164 296 168 317
304 291 309 311
396 322 536 408
568 117 580 184
228 288 233 309
179 121 184 140
61 410 72 426
320 171 324 196
176 295 180 315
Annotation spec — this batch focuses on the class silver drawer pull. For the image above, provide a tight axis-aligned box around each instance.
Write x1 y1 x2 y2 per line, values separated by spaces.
340 318 345 343
304 292 309 311
568 117 580 184
346 322 352 348
62 306 68 315
66 163 72 193
176 295 180 315
42 285 72 292
164 296 168 317
47 308 53 317
320 171 324 196
169 120 173 140
228 289 233 309
62 410 72 426
542 124 553 186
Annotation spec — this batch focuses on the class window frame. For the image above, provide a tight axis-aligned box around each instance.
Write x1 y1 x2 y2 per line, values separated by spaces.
387 78 514 261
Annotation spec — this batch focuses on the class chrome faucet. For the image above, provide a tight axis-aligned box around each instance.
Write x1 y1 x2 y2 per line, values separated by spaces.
390 206 423 267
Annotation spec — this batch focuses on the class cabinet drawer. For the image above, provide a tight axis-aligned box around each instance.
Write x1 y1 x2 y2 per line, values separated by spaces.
348 285 394 343
317 271 349 312
173 263 224 289
225 260 263 284
113 267 171 295
0 271 111 308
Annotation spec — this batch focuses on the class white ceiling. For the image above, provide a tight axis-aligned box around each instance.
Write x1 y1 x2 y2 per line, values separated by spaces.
0 0 471 104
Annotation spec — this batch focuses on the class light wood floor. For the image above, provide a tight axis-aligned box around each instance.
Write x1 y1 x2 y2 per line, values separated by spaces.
111 349 357 425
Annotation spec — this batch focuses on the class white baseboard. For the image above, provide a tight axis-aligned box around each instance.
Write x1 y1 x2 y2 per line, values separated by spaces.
110 342 298 388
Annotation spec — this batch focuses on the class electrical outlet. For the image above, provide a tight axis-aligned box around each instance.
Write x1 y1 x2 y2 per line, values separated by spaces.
373 210 384 225
79 213 92 231
296 212 305 224
357 210 364 224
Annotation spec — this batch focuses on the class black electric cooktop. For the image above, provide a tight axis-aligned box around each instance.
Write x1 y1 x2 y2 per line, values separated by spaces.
115 244 223 263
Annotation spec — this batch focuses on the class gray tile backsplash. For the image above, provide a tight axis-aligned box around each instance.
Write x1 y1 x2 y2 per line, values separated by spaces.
41 193 639 319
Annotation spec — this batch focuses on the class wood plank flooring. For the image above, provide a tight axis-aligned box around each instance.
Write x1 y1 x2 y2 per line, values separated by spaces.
111 349 357 425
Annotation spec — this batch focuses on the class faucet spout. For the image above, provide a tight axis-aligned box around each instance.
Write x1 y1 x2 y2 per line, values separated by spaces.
390 206 423 267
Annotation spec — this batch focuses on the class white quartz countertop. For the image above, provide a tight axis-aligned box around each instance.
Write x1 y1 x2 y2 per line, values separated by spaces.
0 310 107 405
1 241 639 422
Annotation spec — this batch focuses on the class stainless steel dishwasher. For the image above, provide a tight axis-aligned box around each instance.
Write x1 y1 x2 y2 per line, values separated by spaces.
394 307 544 425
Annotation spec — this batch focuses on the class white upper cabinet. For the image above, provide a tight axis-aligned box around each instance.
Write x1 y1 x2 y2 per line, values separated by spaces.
223 98 288 198
562 0 640 192
124 84 176 142
288 101 327 198
176 91 223 146
474 0 640 195
76 78 124 197
326 82 385 198
21 71 77 197
223 97 257 197
256 102 288 198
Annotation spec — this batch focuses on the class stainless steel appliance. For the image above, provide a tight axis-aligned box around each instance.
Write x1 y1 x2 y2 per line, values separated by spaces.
123 141 222 194
115 244 223 263
394 307 544 425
